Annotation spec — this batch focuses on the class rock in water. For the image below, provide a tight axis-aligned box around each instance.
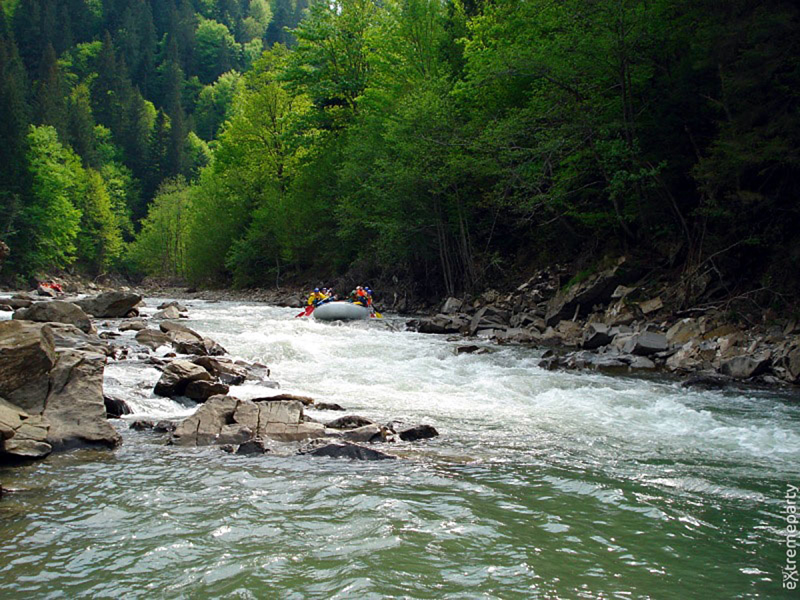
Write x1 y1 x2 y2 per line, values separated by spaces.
75 291 142 318
325 415 376 430
43 350 122 451
135 328 172 350
104 395 132 418
184 380 229 401
304 442 396 461
153 306 182 320
153 360 213 397
720 355 771 379
13 301 94 334
396 424 439 442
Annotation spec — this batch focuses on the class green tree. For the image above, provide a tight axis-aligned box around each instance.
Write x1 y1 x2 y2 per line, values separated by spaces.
13 125 83 274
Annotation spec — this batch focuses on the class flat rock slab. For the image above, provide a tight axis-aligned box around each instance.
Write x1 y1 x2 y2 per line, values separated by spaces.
13 301 94 333
76 291 142 318
303 442 396 461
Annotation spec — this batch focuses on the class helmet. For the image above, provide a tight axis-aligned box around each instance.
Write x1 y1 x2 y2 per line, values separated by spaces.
314 288 319 292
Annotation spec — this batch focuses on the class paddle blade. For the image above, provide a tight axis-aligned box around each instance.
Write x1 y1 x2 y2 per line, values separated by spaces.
295 306 314 318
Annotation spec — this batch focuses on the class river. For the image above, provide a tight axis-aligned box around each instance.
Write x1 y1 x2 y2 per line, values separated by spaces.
1 298 799 598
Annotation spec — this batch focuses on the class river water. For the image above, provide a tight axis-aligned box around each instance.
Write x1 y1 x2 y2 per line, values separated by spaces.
1 299 799 598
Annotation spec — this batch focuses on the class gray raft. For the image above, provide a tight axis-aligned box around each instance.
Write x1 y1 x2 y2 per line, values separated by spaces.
313 301 370 321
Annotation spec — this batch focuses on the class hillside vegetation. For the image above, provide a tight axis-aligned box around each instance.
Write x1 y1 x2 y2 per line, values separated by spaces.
1 0 799 311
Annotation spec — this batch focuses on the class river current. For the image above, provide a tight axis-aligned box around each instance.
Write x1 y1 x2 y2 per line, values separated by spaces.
1 298 799 598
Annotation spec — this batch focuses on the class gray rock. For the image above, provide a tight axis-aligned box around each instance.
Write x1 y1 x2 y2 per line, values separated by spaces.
172 396 324 446
184 380 229 401
119 320 147 332
192 356 247 385
395 424 439 442
154 360 213 397
104 395 132 418
236 438 271 455
158 301 187 312
252 393 314 406
340 424 387 443
314 402 345 411
0 398 52 459
0 321 56 412
135 328 172 350
621 332 668 356
441 297 463 314
75 291 142 318
43 350 122 451
160 321 202 339
326 415 376 430
720 355 771 379
304 441 396 460
13 300 94 334
47 323 112 355
153 306 182 320
582 323 613 350
666 318 701 347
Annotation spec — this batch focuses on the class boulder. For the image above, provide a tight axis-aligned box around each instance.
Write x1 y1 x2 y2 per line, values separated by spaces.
326 415 376 430
621 332 668 356
13 300 94 334
0 321 56 412
680 372 733 390
172 336 227 356
719 354 771 379
441 297 463 314
252 393 314 406
153 306 182 320
780 344 800 383
582 323 613 350
43 350 122 451
235 438 271 455
75 291 142 318
184 380 229 401
119 320 147 332
340 424 387 443
638 297 663 315
36 284 58 297
153 360 213 397
172 396 324 446
159 321 201 337
313 402 346 411
135 328 172 350
415 314 468 335
104 394 132 418
192 356 247 385
666 318 701 347
395 424 439 442
158 301 187 312
303 441 396 461
5 297 32 309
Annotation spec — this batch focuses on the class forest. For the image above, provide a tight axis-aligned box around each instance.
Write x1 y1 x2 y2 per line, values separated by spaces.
1 0 798 309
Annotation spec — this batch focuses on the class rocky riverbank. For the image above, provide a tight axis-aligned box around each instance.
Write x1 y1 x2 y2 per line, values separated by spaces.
408 258 800 391
0 288 438 468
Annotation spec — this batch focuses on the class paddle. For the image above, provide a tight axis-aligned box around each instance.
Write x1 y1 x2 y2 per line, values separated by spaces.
295 305 314 318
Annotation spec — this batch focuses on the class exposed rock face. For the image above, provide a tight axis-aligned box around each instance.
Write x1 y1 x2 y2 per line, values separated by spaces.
13 300 94 333
666 318 702 347
135 329 172 350
171 396 325 446
0 321 56 412
76 291 142 318
619 331 668 356
154 360 212 397
43 350 122 451
303 441 396 460
441 297 463 314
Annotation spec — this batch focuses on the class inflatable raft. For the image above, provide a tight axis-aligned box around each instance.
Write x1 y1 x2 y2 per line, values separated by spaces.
313 301 370 321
